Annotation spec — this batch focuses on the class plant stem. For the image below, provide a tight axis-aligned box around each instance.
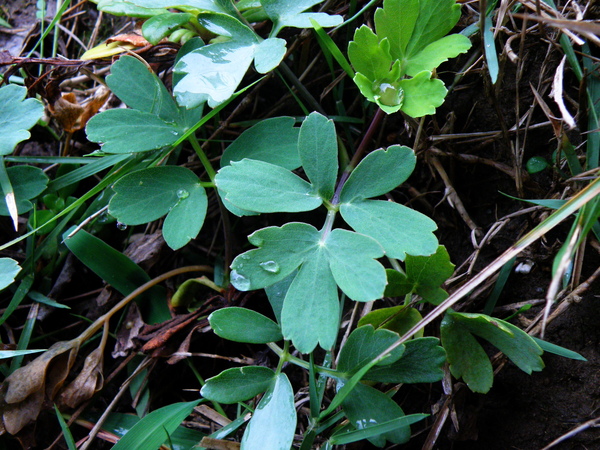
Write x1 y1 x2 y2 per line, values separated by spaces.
188 135 216 182
267 343 339 378
331 107 386 205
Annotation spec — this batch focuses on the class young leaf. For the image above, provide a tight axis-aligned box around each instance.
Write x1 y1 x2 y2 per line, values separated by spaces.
108 166 207 250
0 84 44 156
298 112 338 199
0 166 49 215
281 248 339 353
340 199 438 260
262 0 342 36
340 145 416 202
364 337 446 384
209 307 283 344
86 109 182 153
0 258 21 291
404 33 472 77
229 223 321 291
397 71 448 117
142 12 194 45
112 400 200 450
215 159 322 213
341 382 411 446
201 366 275 404
241 373 296 450
347 26 393 82
220 117 301 170
337 326 405 375
324 229 386 301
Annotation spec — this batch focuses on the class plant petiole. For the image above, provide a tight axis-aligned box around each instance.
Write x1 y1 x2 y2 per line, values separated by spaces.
187 135 216 182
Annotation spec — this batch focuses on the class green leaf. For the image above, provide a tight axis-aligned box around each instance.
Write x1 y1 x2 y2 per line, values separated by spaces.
340 199 438 260
364 337 446 384
220 117 301 170
62 227 168 322
281 249 339 353
405 245 455 303
142 12 194 45
262 0 342 36
398 71 447 117
174 13 262 108
96 0 168 18
253 37 287 73
340 145 415 202
0 84 44 156
0 258 21 291
532 337 586 361
341 382 410 446
230 223 320 290
242 373 296 449
215 159 322 213
112 400 200 450
404 33 472 77
452 312 545 374
201 366 275 404
441 312 545 393
440 313 494 393
337 326 405 375
298 112 338 199
348 26 393 82
324 229 386 301
382 269 413 297
358 304 423 337
209 307 282 343
0 166 49 215
109 166 207 250
106 55 181 122
264 271 296 324
86 109 182 153
378 0 463 61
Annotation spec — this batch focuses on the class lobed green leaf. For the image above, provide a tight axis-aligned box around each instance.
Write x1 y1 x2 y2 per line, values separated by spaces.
0 85 44 156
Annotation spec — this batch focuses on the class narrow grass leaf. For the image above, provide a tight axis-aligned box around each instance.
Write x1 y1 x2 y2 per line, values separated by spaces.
112 400 200 450
532 337 587 361
330 413 428 445
483 14 498 84
0 349 45 359
53 405 77 450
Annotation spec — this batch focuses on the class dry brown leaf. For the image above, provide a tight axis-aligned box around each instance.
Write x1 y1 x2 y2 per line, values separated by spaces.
48 86 110 133
112 303 145 358
107 33 152 47
0 340 79 434
58 347 104 409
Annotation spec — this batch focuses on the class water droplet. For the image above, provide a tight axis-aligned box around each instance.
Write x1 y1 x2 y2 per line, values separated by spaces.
176 189 189 199
97 211 110 224
116 222 128 230
230 270 251 290
259 261 280 274
171 130 179 136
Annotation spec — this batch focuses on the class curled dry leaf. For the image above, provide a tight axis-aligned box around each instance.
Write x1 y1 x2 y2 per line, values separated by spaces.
48 86 110 133
58 346 104 409
0 340 79 434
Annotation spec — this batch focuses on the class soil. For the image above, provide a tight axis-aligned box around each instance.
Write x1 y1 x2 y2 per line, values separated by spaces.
1 0 600 449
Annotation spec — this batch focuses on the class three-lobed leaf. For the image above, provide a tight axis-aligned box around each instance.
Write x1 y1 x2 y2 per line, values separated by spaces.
262 0 342 36
441 311 544 393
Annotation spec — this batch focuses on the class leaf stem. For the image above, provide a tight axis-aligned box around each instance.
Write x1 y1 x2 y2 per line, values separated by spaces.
331 107 386 205
267 342 339 378
188 135 216 182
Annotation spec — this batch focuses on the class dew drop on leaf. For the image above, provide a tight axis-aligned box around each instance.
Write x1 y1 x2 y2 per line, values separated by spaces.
259 260 280 274
230 270 251 290
176 189 190 199
374 82 404 107
116 221 127 230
